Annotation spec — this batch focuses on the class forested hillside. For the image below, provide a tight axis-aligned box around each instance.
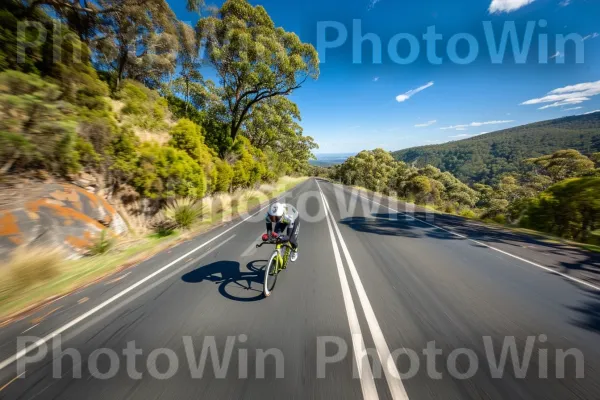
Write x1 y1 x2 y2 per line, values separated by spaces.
0 0 318 220
393 113 600 183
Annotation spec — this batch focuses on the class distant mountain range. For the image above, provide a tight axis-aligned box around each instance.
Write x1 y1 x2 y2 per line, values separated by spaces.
392 112 600 183
310 153 355 167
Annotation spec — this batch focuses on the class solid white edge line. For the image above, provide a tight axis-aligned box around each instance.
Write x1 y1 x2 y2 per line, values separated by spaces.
318 181 410 400
317 184 379 399
0 182 305 372
344 187 600 292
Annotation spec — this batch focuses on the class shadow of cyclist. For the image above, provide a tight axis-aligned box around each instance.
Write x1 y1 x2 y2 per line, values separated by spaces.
181 260 267 302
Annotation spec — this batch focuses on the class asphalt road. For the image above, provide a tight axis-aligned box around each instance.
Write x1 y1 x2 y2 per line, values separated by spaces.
1 178 599 399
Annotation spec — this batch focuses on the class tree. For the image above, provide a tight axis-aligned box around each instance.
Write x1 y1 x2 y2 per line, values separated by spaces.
88 0 178 88
525 149 595 183
524 177 600 242
242 96 317 173
197 0 319 142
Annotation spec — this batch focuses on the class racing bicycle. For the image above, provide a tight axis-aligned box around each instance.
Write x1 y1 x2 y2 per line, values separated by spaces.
256 236 294 297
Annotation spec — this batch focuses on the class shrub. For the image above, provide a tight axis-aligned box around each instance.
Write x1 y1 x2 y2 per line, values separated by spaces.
162 198 207 230
0 71 78 174
133 143 207 199
117 80 169 131
168 118 213 165
215 159 233 192
0 247 63 297
460 209 477 219
153 219 178 237
89 230 115 255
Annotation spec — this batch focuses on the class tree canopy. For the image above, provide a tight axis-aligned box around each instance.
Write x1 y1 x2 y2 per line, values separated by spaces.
197 0 319 142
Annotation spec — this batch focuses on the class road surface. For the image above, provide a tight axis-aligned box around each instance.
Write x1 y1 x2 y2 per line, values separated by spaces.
1 178 599 399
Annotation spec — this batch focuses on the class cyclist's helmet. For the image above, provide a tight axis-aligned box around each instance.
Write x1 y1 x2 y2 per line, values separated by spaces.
268 202 285 221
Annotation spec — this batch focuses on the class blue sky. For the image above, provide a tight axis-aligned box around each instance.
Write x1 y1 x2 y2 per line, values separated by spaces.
169 0 600 154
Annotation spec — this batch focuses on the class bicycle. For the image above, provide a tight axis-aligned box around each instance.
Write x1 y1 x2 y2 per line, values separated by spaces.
256 236 294 297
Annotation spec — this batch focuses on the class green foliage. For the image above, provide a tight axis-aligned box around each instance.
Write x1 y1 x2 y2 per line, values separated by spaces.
523 177 600 243
168 119 214 165
525 149 596 183
197 0 319 141
0 0 316 212
132 143 207 199
333 148 478 209
162 198 206 230
393 113 600 183
117 80 169 130
215 159 234 192
0 71 78 174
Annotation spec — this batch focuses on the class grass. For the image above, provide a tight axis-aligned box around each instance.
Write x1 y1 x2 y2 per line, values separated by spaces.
0 176 308 321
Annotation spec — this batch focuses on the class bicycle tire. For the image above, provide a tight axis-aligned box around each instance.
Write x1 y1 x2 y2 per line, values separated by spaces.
263 250 279 297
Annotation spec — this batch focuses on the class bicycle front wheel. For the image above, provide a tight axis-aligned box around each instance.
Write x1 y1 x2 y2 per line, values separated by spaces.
263 251 279 297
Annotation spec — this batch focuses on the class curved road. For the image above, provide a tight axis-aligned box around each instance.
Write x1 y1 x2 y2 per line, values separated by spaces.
1 178 599 399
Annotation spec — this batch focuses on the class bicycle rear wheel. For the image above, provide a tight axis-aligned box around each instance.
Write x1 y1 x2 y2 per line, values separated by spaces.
263 251 279 297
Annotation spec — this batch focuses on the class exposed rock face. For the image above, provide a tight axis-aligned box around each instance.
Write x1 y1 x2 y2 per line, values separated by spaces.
0 183 127 258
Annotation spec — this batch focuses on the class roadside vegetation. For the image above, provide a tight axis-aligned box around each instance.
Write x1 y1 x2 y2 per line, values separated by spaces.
1 0 318 202
0 176 307 320
322 148 600 246
0 0 318 318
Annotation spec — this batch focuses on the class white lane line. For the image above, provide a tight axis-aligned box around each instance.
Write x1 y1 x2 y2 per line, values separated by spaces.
0 182 301 372
318 181 410 400
62 236 235 346
20 324 40 335
241 238 261 258
345 187 600 292
24 237 236 399
317 187 379 400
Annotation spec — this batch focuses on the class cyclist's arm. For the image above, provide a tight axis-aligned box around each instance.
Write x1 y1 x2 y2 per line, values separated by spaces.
265 214 273 235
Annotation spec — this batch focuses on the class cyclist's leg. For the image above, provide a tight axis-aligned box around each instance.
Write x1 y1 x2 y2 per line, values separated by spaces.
289 220 299 250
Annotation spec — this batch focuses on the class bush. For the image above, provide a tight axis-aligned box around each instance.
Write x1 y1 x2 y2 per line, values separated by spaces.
0 247 63 297
460 209 477 219
133 143 207 199
162 198 207 230
0 71 78 174
153 219 178 237
523 177 600 242
89 230 115 255
493 214 507 224
118 80 169 131
168 119 213 165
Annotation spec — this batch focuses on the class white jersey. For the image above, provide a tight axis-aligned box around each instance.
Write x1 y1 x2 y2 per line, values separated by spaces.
266 204 298 225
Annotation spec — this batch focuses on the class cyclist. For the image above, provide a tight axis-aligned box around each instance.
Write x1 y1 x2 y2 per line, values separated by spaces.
262 202 300 262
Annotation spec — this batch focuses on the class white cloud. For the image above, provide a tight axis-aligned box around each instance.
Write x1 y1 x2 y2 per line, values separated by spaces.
368 0 382 10
522 81 600 110
549 51 562 59
562 107 583 111
440 120 514 130
489 0 535 14
449 134 472 139
584 110 600 115
415 120 437 128
582 33 599 41
559 0 572 6
396 81 434 102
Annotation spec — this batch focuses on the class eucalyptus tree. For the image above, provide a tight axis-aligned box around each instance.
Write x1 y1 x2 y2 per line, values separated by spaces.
197 0 319 142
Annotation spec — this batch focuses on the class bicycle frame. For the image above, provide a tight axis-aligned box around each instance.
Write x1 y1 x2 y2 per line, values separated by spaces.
273 242 292 273
257 239 293 274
